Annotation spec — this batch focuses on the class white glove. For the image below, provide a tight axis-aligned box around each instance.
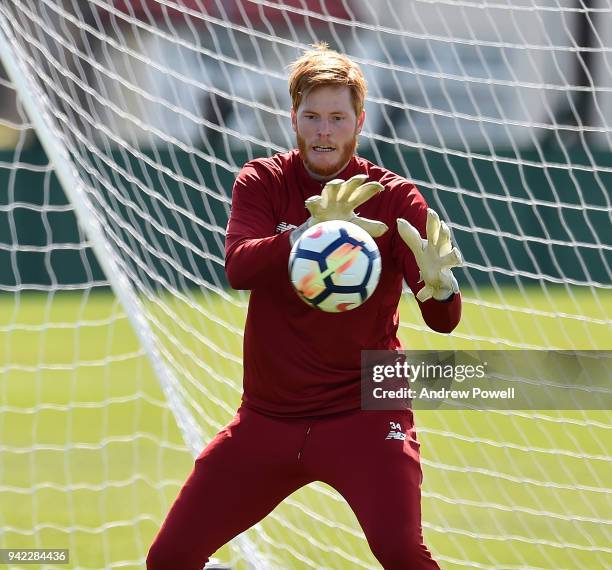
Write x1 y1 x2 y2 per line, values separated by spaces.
305 174 388 238
397 208 462 302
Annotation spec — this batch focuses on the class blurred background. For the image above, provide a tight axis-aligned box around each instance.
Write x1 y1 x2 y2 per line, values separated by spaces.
2 0 611 150
1 0 610 290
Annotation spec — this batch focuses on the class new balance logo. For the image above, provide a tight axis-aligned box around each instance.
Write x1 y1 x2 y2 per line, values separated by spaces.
386 421 406 441
275 221 297 234
386 431 406 440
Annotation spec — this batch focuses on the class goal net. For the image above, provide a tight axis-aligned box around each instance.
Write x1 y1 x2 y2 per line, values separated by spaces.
0 1 610 568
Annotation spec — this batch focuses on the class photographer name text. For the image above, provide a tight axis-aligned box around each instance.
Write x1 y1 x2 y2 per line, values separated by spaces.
372 386 516 400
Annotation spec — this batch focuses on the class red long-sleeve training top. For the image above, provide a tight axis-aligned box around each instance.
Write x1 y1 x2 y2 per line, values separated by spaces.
225 149 461 417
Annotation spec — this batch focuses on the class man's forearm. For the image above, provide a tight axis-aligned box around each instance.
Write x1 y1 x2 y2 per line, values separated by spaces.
225 232 292 290
418 292 462 334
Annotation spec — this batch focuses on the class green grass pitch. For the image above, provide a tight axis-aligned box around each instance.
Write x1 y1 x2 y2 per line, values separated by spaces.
0 286 610 569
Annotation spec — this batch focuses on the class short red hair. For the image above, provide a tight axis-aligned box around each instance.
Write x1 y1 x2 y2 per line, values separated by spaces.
289 43 367 117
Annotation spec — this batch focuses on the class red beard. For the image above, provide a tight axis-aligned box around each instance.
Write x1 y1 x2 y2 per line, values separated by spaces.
296 131 358 179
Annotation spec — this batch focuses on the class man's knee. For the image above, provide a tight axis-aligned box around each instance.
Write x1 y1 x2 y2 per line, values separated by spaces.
370 535 440 570
146 538 207 570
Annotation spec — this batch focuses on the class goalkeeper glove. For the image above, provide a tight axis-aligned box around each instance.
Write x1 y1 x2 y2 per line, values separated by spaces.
397 208 463 302
291 175 388 245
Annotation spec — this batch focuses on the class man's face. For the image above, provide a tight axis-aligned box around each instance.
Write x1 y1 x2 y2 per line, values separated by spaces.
292 85 364 180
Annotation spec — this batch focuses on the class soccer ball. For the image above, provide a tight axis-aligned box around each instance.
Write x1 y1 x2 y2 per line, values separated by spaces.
289 220 382 312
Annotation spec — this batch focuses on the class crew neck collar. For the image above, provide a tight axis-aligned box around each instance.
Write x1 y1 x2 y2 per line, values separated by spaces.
292 149 360 198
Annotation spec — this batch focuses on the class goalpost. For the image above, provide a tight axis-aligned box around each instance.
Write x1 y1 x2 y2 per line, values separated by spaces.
0 1 609 569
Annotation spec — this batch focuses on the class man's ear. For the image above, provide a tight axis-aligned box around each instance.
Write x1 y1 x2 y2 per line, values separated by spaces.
356 110 365 133
291 108 297 132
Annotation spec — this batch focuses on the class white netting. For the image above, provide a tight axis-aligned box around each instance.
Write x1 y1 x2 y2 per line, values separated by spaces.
0 1 610 568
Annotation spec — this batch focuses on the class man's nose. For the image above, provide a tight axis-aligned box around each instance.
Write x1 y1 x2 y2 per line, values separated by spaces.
317 118 332 136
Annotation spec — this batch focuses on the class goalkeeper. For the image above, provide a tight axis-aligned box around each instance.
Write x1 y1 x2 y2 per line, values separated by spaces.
148 44 462 570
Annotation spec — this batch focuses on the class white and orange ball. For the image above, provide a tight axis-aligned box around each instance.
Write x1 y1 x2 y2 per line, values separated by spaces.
289 220 382 312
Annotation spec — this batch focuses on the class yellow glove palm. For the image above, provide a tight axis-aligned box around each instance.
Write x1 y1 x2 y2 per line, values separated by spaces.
305 174 388 238
397 208 462 302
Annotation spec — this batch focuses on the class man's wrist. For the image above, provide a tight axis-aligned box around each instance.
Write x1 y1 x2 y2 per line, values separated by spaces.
433 291 456 302
431 273 460 302
289 218 314 246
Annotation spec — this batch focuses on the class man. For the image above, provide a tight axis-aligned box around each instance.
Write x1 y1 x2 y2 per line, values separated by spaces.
147 43 462 570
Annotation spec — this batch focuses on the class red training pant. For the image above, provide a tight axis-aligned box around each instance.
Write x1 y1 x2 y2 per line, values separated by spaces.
147 406 440 570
